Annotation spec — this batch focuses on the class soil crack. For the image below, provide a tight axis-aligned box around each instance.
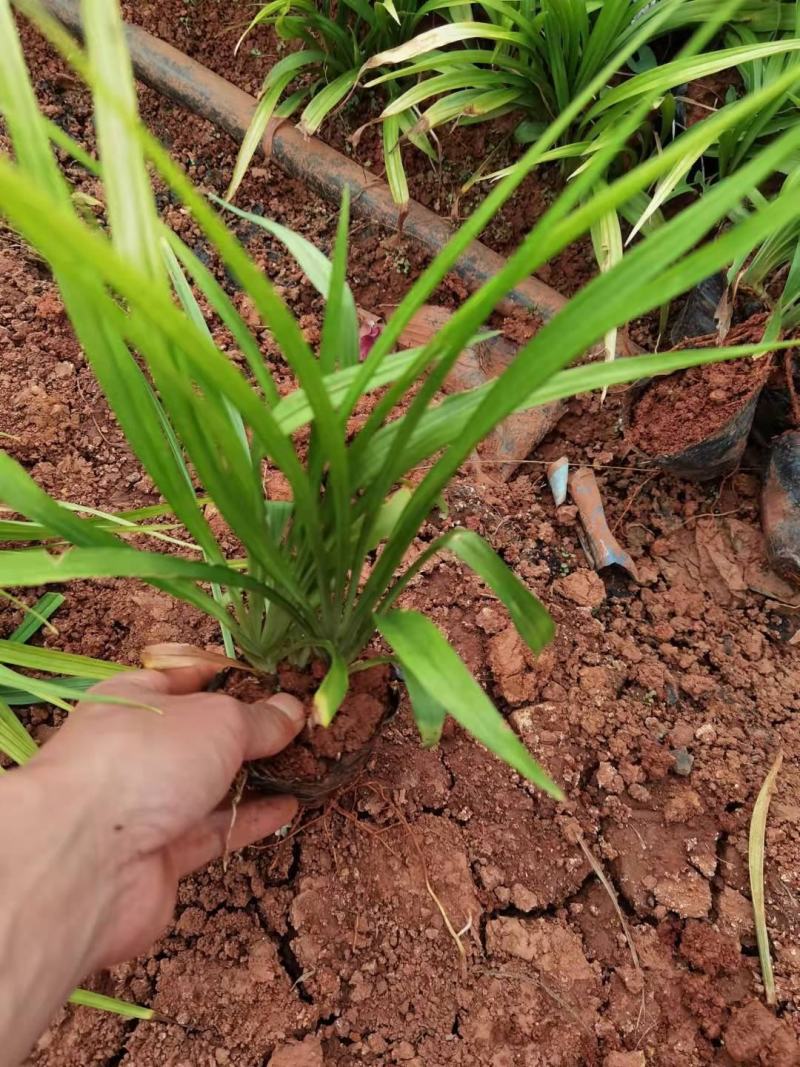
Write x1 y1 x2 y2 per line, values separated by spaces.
101 1018 140 1067
709 827 730 924
277 929 314 1004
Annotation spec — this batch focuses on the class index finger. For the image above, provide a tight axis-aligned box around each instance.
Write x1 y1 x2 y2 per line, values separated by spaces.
95 664 221 698
148 665 223 695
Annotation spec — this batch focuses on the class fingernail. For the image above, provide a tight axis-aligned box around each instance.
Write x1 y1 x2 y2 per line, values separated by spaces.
272 795 299 823
264 693 306 729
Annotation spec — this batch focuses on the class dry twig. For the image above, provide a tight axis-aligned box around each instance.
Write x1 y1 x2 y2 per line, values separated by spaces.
749 752 784 1006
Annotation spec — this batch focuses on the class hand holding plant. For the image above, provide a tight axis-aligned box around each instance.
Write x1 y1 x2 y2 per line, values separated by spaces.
3 0 800 802
3 0 800 1041
0 666 302 1066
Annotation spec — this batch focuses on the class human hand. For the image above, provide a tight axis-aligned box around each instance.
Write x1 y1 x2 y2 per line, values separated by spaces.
22 664 304 971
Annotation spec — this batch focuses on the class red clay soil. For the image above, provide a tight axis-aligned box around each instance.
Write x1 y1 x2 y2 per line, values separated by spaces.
2 9 800 1067
683 72 743 129
629 353 770 458
236 665 395 798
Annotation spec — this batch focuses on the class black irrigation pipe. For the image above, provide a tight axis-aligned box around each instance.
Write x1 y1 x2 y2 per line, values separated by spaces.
40 0 571 323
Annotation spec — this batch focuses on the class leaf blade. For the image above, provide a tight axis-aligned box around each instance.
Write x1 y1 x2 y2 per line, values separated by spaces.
377 610 562 798
403 668 446 748
313 652 349 726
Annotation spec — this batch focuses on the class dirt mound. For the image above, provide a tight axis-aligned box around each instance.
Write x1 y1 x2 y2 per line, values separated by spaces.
630 320 771 459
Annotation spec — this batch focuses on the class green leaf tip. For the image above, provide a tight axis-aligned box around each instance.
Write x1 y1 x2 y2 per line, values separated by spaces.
312 652 349 727
377 609 564 800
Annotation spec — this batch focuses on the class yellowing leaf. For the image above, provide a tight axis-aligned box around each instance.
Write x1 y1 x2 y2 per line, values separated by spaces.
141 643 255 673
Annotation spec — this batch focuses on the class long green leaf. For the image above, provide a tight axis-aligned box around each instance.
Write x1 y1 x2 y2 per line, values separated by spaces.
227 50 323 200
0 544 304 621
0 700 37 764
0 639 128 680
0 0 70 202
68 989 156 1021
216 196 359 368
377 610 562 798
0 665 91 713
627 146 707 245
381 528 553 652
83 0 163 280
298 68 359 135
0 676 93 706
590 39 800 118
162 239 250 461
404 667 446 748
363 21 523 72
8 592 64 643
412 87 522 132
382 112 409 211
380 67 519 118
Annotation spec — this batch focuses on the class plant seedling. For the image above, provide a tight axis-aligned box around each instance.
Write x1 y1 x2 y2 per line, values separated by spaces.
2 0 800 799
229 0 452 213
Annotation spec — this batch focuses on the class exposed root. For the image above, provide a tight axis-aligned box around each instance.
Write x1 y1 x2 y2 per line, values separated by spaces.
611 471 659 535
577 834 648 1036
253 774 470 967
578 834 640 975
291 968 317 992
480 968 594 1040
222 768 247 872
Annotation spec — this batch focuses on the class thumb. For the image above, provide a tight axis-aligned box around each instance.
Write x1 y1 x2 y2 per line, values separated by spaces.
239 693 307 760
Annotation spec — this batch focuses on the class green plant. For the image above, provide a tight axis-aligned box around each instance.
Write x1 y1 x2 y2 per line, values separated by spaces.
229 0 458 211
630 6 800 232
367 0 670 145
716 15 800 177
626 7 800 328
1 0 800 798
366 2 797 159
365 0 800 357
728 169 800 327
